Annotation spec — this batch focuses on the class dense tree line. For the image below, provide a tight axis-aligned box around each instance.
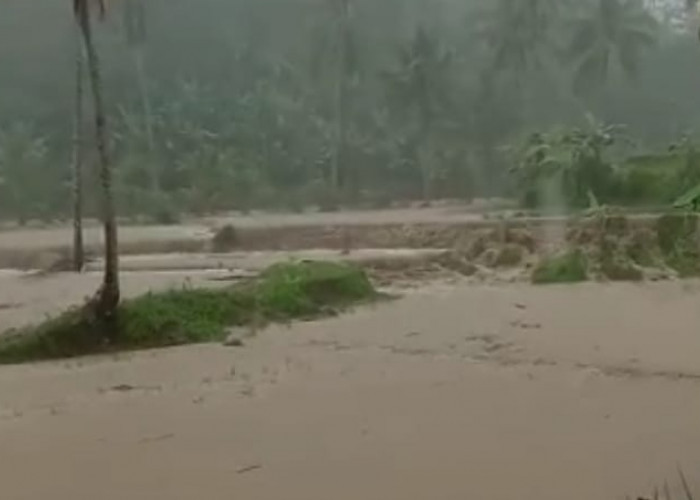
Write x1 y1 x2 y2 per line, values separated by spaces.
2 0 700 223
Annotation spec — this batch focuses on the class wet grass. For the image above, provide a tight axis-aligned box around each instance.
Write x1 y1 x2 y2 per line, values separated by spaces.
0 261 378 364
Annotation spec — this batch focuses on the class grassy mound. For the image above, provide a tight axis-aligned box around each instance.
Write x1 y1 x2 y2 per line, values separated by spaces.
0 261 376 364
532 249 588 284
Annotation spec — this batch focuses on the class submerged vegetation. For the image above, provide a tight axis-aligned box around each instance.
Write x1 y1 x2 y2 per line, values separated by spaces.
532 249 589 284
529 211 700 284
657 213 700 276
0 261 377 364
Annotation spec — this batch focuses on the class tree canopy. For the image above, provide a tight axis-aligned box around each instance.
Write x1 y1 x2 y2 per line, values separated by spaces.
1 0 700 221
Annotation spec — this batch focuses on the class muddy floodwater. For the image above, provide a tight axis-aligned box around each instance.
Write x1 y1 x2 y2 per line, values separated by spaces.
0 211 699 499
1 273 700 499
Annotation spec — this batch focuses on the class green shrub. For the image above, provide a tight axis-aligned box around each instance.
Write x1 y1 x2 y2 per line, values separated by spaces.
0 261 377 364
531 250 588 284
657 214 700 276
259 261 375 318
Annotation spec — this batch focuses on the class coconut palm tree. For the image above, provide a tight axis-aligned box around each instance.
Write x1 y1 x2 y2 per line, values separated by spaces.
331 0 351 207
71 25 85 272
123 0 159 193
307 0 360 207
568 0 658 94
476 0 567 75
686 0 700 38
74 0 120 322
384 27 454 203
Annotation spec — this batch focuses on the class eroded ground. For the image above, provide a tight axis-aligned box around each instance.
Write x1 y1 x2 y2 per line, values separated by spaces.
0 273 699 499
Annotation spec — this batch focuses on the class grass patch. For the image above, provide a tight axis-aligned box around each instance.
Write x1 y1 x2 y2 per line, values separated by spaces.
0 261 377 364
531 249 588 284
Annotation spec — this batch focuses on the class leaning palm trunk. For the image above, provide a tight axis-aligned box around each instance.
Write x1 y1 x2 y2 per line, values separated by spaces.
75 0 120 321
71 26 85 272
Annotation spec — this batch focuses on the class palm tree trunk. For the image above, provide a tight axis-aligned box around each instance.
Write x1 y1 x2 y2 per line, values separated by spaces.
72 27 85 272
76 1 120 320
418 141 432 205
418 96 434 206
330 0 350 208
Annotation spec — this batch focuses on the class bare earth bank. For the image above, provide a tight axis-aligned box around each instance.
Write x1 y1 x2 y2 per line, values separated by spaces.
0 279 699 499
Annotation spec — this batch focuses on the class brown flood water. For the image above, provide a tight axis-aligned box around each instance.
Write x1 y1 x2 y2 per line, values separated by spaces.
0 273 699 499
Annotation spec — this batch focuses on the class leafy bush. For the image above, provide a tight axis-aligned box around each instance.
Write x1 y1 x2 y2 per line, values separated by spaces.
657 214 700 276
615 153 681 206
510 118 623 210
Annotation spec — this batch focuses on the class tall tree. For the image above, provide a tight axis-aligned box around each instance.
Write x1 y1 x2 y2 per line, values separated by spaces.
476 0 566 76
568 0 658 94
74 0 120 323
71 25 85 272
384 27 453 203
686 0 700 38
331 0 351 206
123 0 159 193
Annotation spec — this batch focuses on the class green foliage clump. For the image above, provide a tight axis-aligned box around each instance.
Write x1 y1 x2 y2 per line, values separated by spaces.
616 153 682 206
258 261 376 318
531 249 588 284
0 261 376 364
657 214 700 277
510 118 622 210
